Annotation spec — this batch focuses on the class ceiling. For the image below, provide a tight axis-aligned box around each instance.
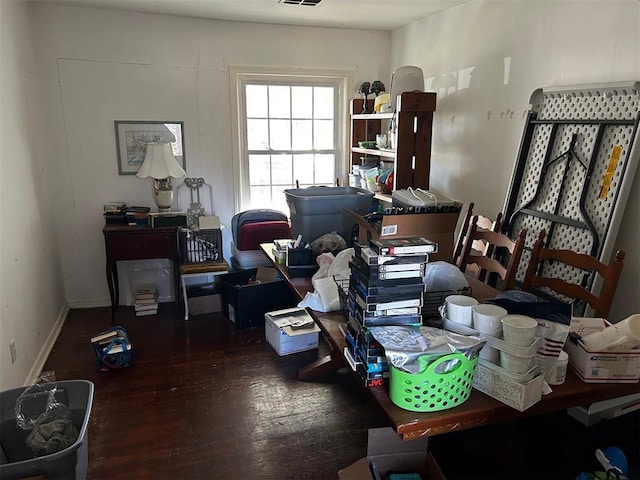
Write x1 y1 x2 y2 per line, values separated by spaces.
34 0 469 30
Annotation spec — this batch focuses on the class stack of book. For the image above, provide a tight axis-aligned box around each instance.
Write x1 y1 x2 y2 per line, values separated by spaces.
344 236 438 388
135 286 158 316
91 329 131 354
103 202 127 225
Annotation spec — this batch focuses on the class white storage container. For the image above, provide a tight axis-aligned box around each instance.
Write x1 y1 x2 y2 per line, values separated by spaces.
264 307 321 356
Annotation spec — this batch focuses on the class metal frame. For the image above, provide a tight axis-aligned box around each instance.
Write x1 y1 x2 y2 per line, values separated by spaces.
502 82 640 314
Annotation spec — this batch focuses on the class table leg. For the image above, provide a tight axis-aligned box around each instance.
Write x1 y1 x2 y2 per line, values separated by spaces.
106 261 117 325
181 276 189 321
298 350 345 380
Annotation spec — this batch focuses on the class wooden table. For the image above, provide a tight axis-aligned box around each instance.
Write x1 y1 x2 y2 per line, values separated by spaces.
259 243 639 440
103 225 181 323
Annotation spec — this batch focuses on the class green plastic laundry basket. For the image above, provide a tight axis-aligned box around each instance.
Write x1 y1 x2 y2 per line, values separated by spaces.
389 352 478 412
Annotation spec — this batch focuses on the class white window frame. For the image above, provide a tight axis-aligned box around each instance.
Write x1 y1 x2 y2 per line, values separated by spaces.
229 65 353 212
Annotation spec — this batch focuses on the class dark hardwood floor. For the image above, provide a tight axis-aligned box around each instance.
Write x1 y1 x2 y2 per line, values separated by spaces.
43 304 387 479
43 304 639 480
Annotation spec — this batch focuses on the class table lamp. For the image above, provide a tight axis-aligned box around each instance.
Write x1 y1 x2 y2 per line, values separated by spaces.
136 142 186 212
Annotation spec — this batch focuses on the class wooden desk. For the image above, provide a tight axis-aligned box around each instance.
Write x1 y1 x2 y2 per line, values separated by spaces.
103 225 180 323
259 243 639 440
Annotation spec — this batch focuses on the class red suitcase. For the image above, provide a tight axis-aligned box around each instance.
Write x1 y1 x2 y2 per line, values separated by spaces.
237 221 291 251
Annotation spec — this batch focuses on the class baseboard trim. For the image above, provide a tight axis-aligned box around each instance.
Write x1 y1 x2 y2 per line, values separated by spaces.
25 303 70 386
67 300 111 309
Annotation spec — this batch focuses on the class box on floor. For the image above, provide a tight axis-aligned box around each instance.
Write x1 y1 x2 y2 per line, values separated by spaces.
219 267 298 329
339 427 445 480
264 307 320 355
187 293 222 315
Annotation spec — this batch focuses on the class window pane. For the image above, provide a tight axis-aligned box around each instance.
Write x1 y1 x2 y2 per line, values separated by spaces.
271 154 293 185
269 85 290 118
314 120 333 150
315 154 335 184
249 186 272 210
247 119 269 150
314 87 334 119
272 185 290 215
292 120 312 150
248 154 271 185
270 119 291 150
293 154 314 185
246 85 268 118
292 86 312 118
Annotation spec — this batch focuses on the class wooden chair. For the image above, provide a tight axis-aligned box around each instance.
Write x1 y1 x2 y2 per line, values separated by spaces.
522 229 626 318
453 202 503 269
459 215 527 291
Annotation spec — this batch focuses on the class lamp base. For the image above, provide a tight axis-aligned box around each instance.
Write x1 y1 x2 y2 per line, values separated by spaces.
153 178 174 212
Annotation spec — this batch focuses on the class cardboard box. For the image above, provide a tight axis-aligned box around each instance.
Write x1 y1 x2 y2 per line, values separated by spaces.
187 293 222 315
345 206 462 262
264 307 321 355
338 427 445 480
220 267 298 329
565 317 640 383
472 361 544 411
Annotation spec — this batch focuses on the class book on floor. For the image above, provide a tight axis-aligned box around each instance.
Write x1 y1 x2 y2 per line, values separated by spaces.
90 330 118 344
135 285 157 301
135 303 158 312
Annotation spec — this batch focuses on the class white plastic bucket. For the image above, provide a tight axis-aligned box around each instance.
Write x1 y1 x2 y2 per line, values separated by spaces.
445 295 478 327
501 315 538 347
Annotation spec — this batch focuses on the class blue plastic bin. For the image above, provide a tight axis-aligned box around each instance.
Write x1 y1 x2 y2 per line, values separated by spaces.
0 380 94 480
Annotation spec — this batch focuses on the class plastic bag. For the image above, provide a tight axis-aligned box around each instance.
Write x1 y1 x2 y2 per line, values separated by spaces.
423 261 469 292
15 372 79 456
15 371 60 431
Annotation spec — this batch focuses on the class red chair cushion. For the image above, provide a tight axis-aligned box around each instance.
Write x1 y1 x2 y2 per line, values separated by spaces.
237 221 291 251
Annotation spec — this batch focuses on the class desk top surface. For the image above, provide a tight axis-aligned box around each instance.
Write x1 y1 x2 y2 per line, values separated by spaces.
103 225 178 233
259 243 639 439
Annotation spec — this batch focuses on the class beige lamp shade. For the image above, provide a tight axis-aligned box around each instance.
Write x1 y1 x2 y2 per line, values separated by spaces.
136 143 185 180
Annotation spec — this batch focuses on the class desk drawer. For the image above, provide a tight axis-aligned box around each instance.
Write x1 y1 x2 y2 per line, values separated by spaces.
106 232 175 261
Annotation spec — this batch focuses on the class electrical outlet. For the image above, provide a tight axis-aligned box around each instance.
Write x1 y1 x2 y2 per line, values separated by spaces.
9 339 17 364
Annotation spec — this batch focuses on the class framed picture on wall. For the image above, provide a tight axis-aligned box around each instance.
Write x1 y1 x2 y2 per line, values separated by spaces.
114 120 186 175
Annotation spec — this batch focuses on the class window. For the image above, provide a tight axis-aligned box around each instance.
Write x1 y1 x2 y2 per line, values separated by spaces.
231 67 350 214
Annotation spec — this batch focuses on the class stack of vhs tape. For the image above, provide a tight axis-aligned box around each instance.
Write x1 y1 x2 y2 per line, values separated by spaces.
344 236 438 387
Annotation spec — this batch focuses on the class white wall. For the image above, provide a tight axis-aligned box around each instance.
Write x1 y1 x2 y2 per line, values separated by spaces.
32 4 390 308
392 0 640 321
0 1 67 390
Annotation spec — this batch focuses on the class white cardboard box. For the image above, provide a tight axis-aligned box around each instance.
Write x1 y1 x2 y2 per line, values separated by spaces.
264 307 321 356
472 361 544 411
565 317 640 383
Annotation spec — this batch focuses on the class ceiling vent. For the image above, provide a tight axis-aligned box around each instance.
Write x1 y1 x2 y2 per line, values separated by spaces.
280 0 322 6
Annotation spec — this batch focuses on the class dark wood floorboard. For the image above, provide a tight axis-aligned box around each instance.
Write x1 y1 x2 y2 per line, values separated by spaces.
43 304 640 480
43 304 388 479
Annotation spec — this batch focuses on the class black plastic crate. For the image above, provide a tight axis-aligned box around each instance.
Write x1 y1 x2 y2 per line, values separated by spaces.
219 269 298 329
179 228 223 265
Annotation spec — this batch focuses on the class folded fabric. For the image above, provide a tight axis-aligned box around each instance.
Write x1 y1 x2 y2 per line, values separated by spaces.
26 418 79 456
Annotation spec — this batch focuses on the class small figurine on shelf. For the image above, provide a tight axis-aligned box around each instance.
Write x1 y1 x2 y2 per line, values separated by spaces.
371 80 386 96
358 81 371 113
